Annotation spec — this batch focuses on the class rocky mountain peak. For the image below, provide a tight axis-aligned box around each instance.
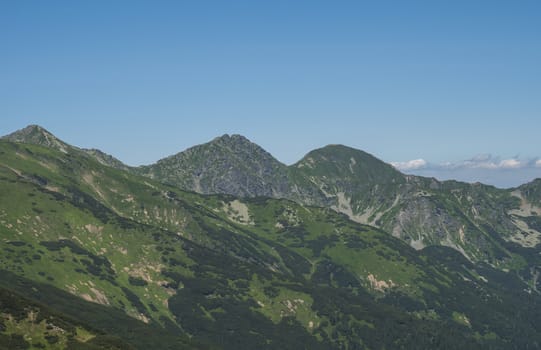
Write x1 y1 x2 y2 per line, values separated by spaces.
2 124 72 153
213 133 251 144
136 134 291 198
2 125 129 170
4 124 53 141
206 134 276 160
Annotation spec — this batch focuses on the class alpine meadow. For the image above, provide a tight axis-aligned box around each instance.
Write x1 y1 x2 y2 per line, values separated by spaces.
1 125 541 349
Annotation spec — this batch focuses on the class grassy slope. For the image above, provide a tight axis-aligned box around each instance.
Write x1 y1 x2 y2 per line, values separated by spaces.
1 141 540 349
138 137 541 272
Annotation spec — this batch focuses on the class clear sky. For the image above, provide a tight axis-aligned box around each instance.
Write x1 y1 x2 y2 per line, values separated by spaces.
1 1 540 188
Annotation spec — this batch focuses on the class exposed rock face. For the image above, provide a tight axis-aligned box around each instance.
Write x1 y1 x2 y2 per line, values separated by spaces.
135 134 329 204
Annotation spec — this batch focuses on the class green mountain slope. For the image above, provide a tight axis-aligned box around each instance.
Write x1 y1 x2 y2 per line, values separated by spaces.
129 133 541 269
1 130 541 348
2 125 130 171
0 269 201 350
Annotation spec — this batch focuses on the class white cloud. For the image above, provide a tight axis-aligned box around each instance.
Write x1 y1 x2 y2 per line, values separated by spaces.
444 154 527 170
499 159 523 169
392 154 541 188
390 159 427 171
391 154 539 175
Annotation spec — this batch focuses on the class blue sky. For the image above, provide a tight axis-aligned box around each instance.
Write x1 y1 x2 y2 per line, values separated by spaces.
1 1 540 187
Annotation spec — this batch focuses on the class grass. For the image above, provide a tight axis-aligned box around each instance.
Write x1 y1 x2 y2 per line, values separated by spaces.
248 274 321 330
2 312 71 349
2 140 541 349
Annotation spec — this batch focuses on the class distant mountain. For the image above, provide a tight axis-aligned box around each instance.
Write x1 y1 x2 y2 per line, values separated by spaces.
7 126 540 267
2 124 130 171
134 134 330 207
2 129 541 348
136 133 541 267
293 144 404 186
136 134 293 197
3 124 73 153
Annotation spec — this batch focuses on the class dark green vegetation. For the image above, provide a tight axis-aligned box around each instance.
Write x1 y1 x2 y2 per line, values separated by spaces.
0 270 195 350
1 125 541 349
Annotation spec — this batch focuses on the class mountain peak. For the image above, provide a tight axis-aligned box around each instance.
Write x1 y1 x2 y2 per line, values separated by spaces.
210 133 256 148
306 144 381 160
295 143 405 184
137 134 290 197
214 133 249 140
196 133 280 164
6 124 53 139
2 124 72 153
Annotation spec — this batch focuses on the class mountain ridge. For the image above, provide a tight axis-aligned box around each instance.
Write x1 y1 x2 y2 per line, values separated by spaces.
6 124 539 190
129 129 541 265
2 125 130 171
4 125 541 265
1 137 541 349
1 125 541 348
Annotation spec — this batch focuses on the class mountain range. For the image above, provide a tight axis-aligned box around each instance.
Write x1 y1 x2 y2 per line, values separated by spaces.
1 124 540 349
